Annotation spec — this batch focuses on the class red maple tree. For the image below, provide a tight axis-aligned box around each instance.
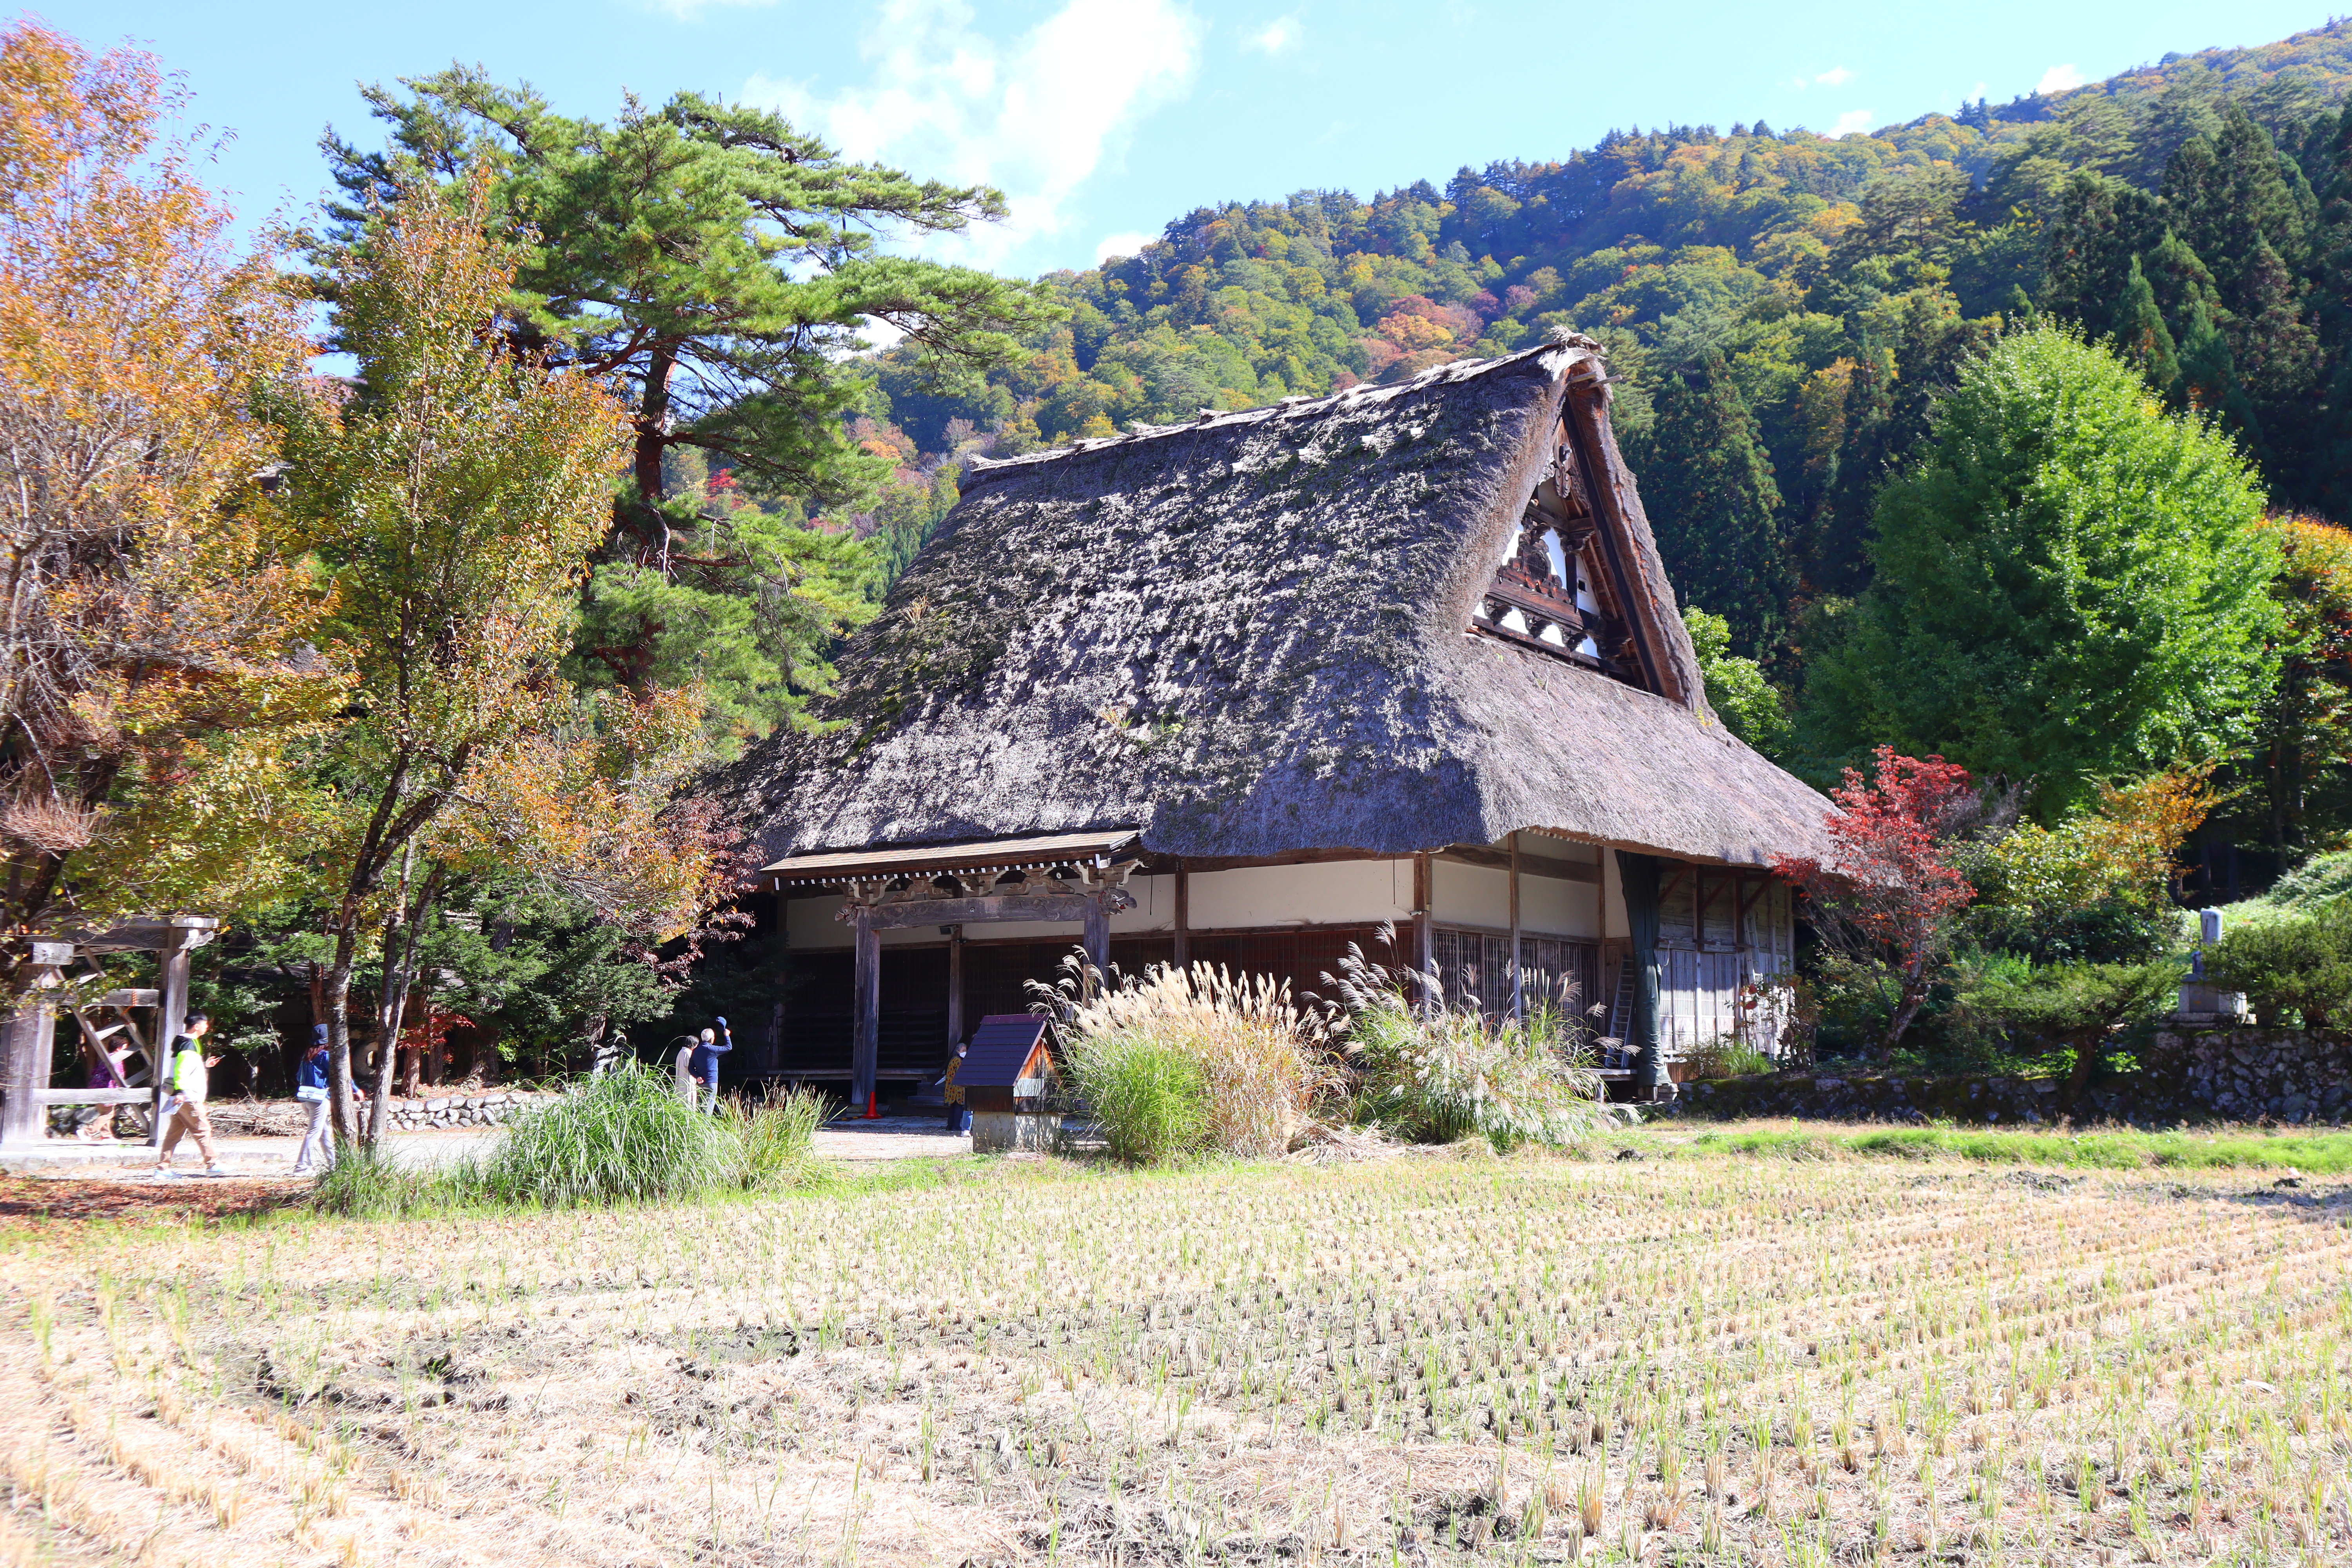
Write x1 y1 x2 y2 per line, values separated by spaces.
1774 747 1980 1052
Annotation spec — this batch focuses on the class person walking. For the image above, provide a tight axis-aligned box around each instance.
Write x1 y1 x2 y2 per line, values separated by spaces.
154 1012 223 1178
292 1025 335 1175
941 1037 970 1134
687 1018 732 1113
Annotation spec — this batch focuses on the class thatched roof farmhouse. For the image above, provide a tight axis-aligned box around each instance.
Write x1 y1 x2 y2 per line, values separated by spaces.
719 336 1831 1105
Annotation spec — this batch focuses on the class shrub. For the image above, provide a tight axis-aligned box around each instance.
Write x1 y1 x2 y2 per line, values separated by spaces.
1040 958 1337 1160
2205 910 2352 1028
1958 959 2180 1100
1323 936 1620 1151
1685 1038 1775 1080
461 1062 741 1207
1065 1032 1212 1164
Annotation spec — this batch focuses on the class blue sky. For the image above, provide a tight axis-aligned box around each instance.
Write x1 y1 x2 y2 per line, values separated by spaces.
38 0 2343 278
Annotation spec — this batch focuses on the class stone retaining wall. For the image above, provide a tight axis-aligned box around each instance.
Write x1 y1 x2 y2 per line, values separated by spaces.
382 1091 554 1131
2131 1027 2350 1125
1678 1071 2062 1124
1676 1026 2347 1126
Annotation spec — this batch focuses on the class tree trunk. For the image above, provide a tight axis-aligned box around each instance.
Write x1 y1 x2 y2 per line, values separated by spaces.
633 347 676 570
2064 1029 2103 1112
1884 956 1931 1054
324 936 359 1147
368 858 441 1145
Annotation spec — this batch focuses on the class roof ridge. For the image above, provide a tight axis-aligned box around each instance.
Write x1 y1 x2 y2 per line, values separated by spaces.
961 334 1599 488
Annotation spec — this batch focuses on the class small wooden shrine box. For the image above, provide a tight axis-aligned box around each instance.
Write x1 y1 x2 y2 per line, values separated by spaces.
959 1014 1059 1151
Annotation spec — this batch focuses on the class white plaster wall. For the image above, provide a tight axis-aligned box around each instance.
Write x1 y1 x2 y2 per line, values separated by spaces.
1518 876 1601 938
1432 858 1509 929
1186 859 1412 930
789 891 850 950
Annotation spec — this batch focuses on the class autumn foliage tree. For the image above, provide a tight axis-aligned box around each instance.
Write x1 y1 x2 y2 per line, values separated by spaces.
0 23 335 989
285 172 733 1144
1774 748 1983 1052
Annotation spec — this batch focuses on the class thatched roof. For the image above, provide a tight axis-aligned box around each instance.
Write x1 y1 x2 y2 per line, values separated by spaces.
719 336 1830 869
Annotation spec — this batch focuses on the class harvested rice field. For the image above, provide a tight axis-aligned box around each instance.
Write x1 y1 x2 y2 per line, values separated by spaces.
2 1149 2347 1567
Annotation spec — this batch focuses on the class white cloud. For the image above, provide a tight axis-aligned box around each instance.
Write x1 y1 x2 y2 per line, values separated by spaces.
1830 109 1877 136
1245 16 1301 55
1811 65 1853 87
637 0 779 17
1094 229 1157 261
744 0 1202 272
2037 63 2085 94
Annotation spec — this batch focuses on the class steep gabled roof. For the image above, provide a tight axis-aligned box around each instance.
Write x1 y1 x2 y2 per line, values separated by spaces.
719 336 1830 868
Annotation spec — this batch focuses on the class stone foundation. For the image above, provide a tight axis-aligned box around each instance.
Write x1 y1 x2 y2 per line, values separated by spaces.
971 1110 1060 1153
382 1091 552 1131
1677 1026 2347 1126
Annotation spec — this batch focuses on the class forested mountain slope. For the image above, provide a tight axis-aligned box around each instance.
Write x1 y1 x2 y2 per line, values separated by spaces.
854 18 2352 668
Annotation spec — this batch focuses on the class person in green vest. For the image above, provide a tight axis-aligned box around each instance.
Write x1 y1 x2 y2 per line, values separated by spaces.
154 1011 223 1178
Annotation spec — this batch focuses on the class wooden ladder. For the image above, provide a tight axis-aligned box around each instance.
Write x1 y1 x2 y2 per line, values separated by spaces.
1604 955 1635 1067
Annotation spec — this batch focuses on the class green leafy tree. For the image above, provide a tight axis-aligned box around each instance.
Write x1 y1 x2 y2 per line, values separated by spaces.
283 176 717 1146
1683 606 1792 759
1799 327 2283 815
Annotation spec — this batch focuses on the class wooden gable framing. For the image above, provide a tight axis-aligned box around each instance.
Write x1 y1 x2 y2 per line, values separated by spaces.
1468 366 1686 701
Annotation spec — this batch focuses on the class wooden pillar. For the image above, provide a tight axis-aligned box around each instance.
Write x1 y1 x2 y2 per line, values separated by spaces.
851 904 879 1111
1082 898 1110 990
153 924 198 1148
1412 852 1434 1007
946 924 965 1050
1508 833 1524 1023
0 996 52 1147
1172 859 1191 969
768 883 791 1078
1 940 69 1145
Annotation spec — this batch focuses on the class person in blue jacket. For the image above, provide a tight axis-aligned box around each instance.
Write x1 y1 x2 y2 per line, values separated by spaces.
292 1025 336 1174
687 1017 732 1112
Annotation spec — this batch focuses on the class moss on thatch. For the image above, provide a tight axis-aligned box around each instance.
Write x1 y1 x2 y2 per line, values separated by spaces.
719 339 1830 867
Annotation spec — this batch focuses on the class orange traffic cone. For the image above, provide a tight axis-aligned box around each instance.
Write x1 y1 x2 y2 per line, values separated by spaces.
864 1090 881 1120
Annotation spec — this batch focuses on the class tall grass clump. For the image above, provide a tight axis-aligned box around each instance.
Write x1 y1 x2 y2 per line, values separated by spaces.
1325 931 1624 1151
1038 955 1339 1161
725 1085 828 1190
1067 1033 1212 1163
463 1062 740 1207
309 1144 450 1219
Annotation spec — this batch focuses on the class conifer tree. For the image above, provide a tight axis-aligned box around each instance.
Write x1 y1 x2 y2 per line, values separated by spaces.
1629 352 1790 655
2115 256 2180 393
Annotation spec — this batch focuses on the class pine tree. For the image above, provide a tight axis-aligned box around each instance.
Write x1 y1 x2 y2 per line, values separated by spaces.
2115 256 2180 394
1628 352 1791 656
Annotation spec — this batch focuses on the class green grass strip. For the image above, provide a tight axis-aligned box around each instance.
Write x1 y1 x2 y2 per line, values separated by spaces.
1679 1123 2352 1173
